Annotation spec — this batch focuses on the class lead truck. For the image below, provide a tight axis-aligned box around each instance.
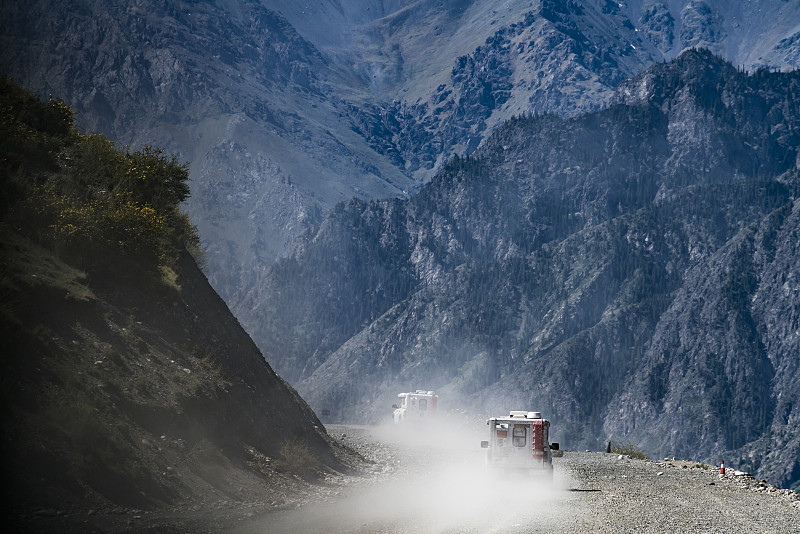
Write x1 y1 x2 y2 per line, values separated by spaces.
481 411 559 476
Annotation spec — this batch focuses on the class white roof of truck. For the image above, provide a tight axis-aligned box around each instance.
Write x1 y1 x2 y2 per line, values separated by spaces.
397 390 436 396
489 411 544 422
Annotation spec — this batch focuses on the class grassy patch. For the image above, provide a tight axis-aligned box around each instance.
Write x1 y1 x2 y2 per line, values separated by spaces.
611 442 650 460
0 228 94 303
198 349 231 390
275 440 319 479
159 265 181 291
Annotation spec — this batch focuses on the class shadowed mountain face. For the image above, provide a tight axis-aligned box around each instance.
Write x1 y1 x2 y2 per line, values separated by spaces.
2 1 800 314
248 50 800 490
0 78 346 523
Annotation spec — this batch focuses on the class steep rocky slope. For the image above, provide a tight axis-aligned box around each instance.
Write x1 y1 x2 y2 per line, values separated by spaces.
3 1 799 321
0 80 350 531
247 50 800 489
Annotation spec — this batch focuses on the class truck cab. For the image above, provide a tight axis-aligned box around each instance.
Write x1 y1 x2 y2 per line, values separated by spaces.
481 411 559 476
393 390 438 423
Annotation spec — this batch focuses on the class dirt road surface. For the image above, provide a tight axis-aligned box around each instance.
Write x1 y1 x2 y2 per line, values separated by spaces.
232 423 800 534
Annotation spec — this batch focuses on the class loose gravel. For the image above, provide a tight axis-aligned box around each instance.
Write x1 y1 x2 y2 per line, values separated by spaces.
271 424 800 534
557 452 800 533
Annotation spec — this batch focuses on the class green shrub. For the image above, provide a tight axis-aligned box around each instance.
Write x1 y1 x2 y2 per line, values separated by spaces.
59 135 190 215
1 77 199 272
0 76 75 216
11 186 168 267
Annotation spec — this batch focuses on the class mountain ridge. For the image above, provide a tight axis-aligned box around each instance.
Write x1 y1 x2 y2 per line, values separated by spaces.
4 1 800 319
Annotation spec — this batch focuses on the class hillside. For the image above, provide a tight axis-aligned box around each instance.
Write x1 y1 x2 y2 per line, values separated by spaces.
0 79 352 531
245 50 800 490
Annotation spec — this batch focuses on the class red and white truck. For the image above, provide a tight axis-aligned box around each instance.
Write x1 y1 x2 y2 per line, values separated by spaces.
392 390 438 423
481 411 559 476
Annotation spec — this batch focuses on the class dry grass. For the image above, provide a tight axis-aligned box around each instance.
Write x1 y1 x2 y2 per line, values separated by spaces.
611 442 650 460
276 440 320 479
159 264 181 291
1 228 94 303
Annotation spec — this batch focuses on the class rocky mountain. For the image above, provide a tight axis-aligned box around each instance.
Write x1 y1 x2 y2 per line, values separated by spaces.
0 79 349 530
2 0 800 324
4 0 800 489
247 49 800 490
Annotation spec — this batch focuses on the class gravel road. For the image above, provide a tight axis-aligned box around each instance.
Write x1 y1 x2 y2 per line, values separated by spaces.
232 423 800 534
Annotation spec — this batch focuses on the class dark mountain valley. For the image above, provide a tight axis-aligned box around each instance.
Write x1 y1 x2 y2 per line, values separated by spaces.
2 0 800 518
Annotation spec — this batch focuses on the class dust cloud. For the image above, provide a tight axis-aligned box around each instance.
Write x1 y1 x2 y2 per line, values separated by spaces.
238 417 580 534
